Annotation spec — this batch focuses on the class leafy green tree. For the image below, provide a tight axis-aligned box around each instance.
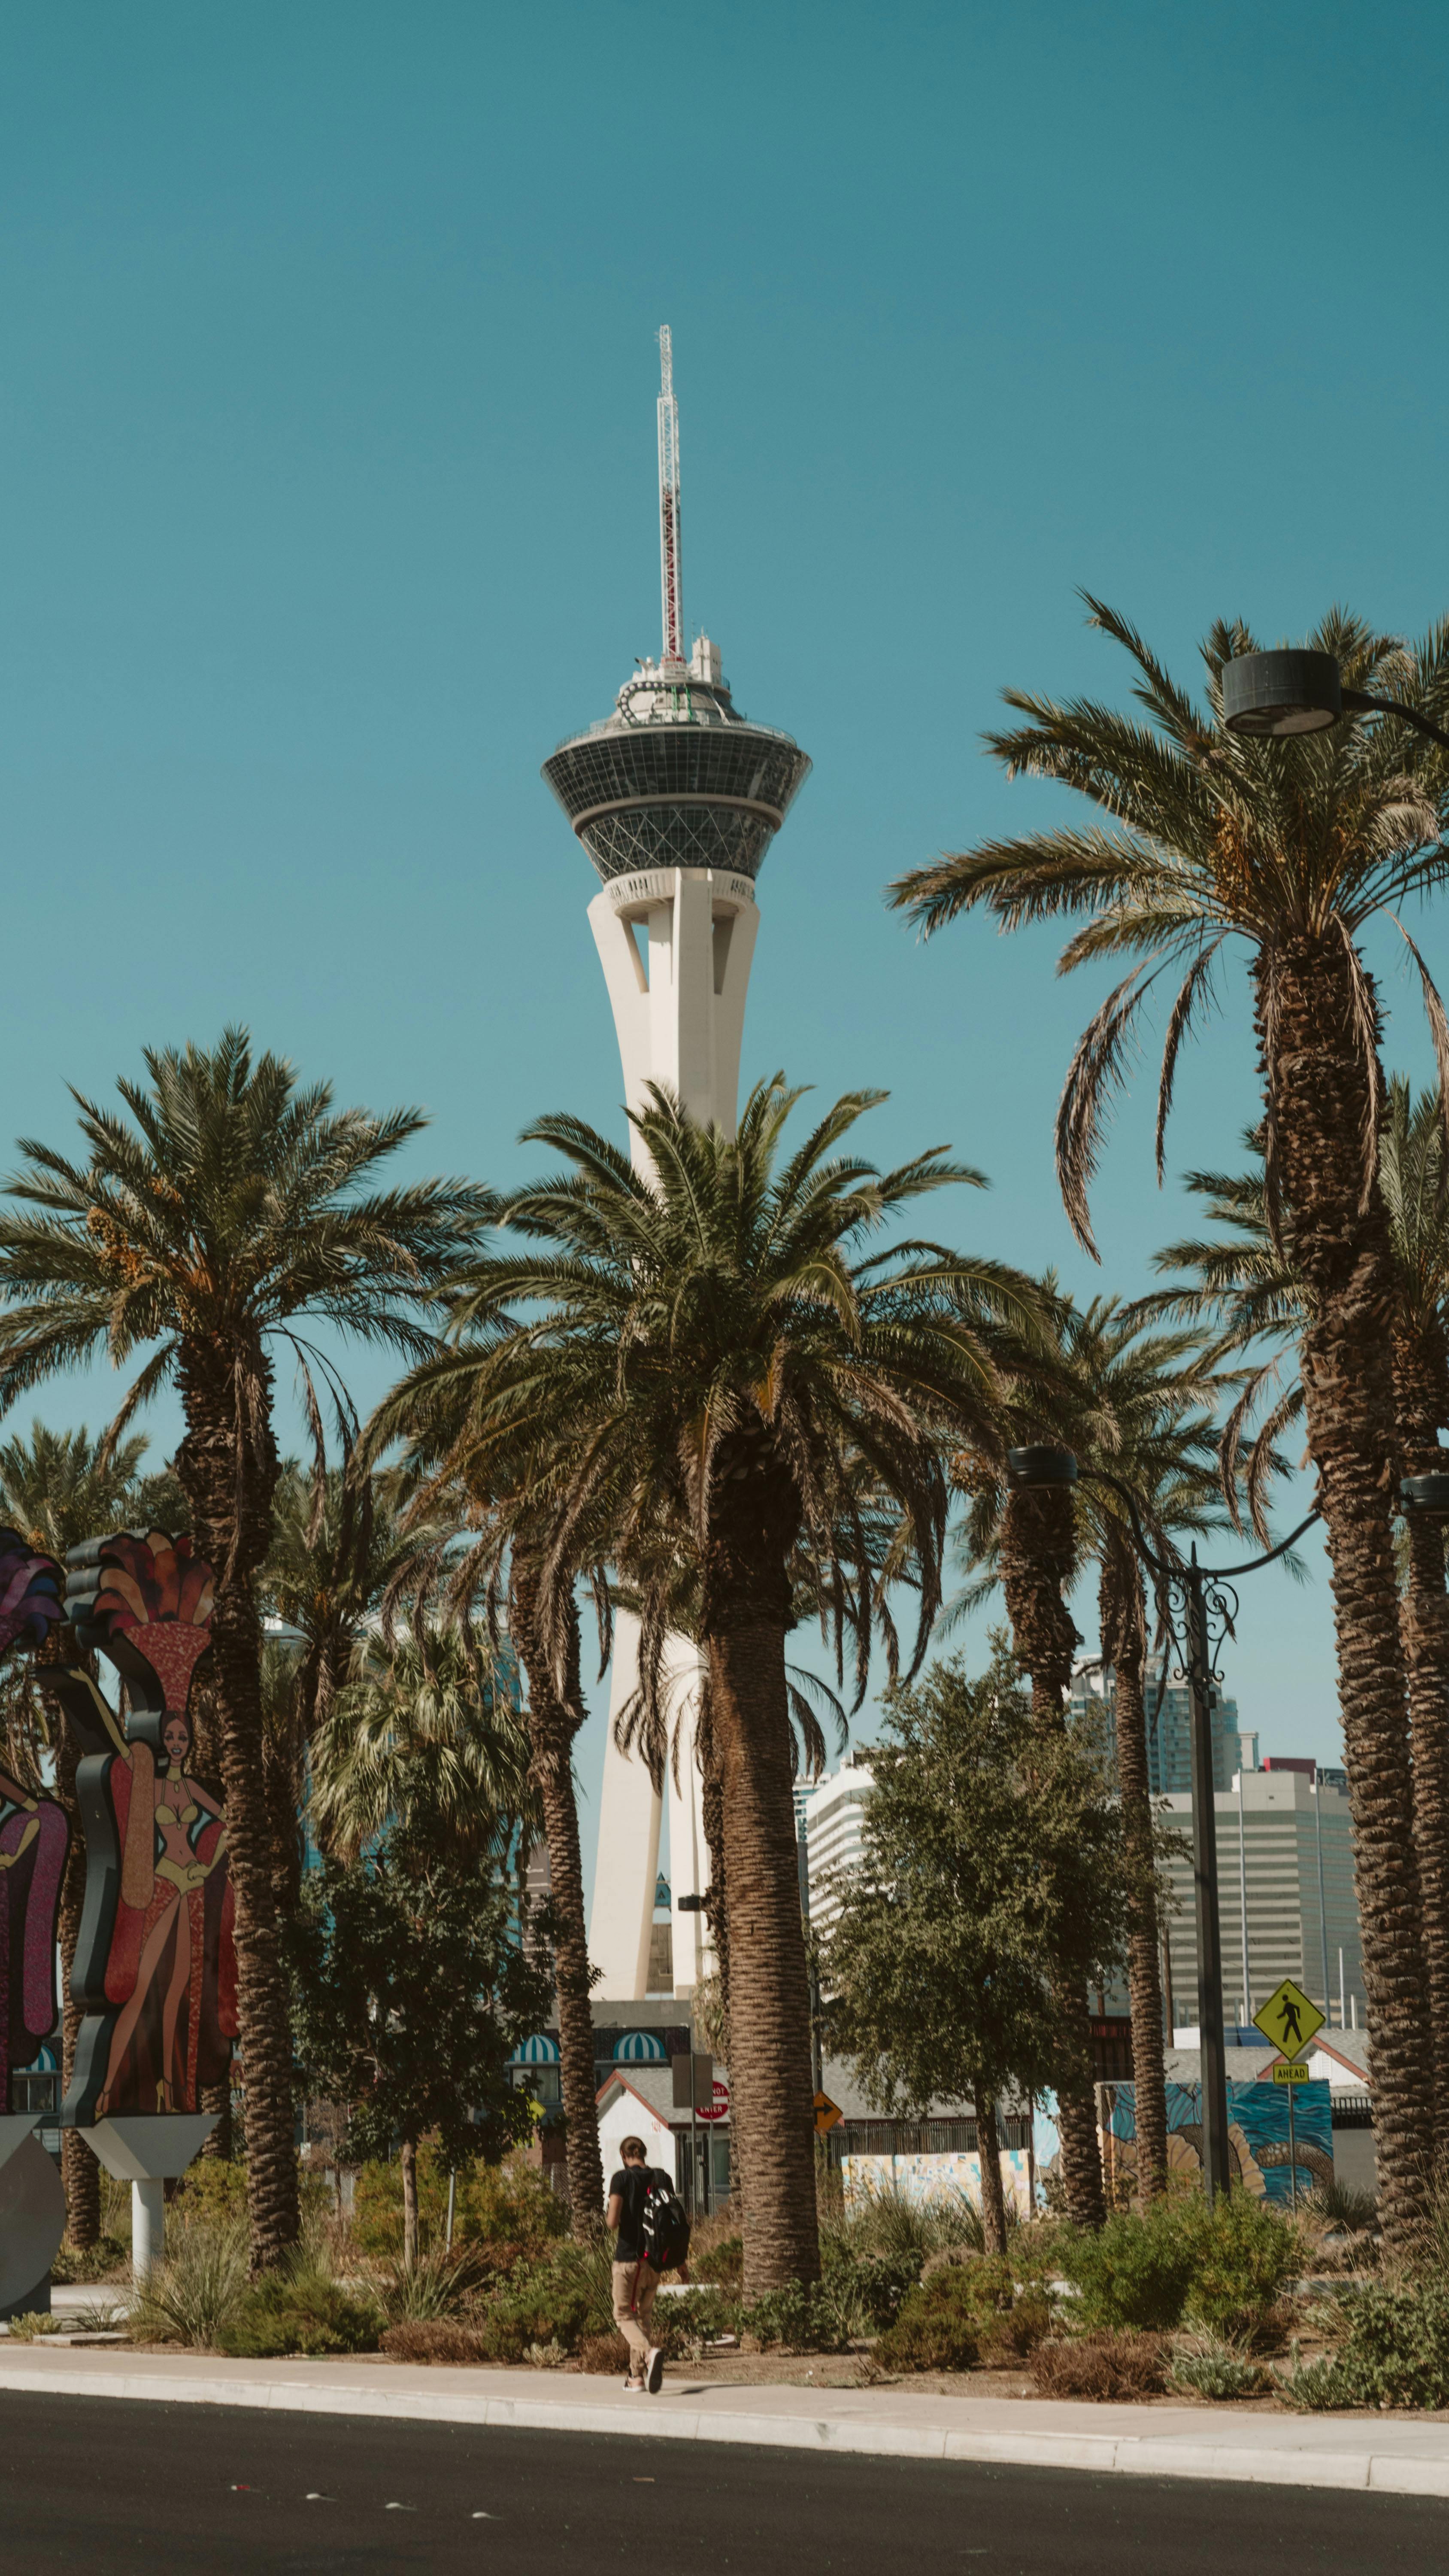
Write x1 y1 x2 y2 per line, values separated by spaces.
891 605 1449 2247
825 1640 1128 2253
288 1825 553 2265
0 1030 490 2269
369 1076 1037 2292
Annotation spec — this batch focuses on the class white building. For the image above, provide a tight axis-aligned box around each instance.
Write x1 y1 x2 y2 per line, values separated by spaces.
802 1758 875 1938
1160 1763 1364 2034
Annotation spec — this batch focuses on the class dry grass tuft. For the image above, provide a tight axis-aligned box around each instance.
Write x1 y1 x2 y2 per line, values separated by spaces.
579 2330 634 2375
1031 2330 1169 2401
379 2318 489 2365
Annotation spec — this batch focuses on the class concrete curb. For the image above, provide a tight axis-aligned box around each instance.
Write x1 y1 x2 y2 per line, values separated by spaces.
1 2358 1447 2497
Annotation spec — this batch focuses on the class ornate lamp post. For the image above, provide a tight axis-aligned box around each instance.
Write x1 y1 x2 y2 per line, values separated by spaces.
1005 1446 1317 2204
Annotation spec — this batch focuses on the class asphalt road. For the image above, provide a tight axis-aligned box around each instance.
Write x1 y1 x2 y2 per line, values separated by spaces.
0 2393 1444 2573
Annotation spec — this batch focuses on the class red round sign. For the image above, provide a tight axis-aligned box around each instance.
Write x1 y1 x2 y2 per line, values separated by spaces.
696 2078 729 2123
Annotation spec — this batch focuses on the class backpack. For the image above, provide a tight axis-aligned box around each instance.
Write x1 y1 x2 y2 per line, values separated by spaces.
639 2168 691 2272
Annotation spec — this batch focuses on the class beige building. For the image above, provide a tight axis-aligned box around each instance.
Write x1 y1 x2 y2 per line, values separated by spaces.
1159 1764 1363 2035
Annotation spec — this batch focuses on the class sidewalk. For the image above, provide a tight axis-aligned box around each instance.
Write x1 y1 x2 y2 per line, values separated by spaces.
1 2344 1447 2497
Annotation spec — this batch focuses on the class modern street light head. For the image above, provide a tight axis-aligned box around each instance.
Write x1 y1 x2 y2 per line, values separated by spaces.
1400 1473 1449 1519
1005 1443 1079 1490
1222 649 1344 738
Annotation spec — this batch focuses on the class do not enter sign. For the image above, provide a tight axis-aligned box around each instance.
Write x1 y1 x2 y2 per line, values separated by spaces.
696 2078 730 2122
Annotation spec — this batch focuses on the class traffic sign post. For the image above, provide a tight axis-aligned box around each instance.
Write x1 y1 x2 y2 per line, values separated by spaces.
1253 1978 1322 2211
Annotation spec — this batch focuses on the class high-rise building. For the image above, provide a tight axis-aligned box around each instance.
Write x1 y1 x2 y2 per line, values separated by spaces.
1161 1763 1364 2034
542 330 810 2000
1071 1655 1251 1795
802 1759 875 1940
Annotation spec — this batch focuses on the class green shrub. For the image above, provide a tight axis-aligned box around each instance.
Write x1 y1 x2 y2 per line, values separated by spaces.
693 2233 743 2288
1056 2202 1197 2331
51 2236 130 2285
1169 2334 1267 2400
218 2263 380 2359
1174 2192 1302 2337
478 2246 606 2362
1058 2192 1300 2337
352 2150 566 2260
374 2247 488 2323
5 2311 61 2340
173 2159 249 2230
655 2284 737 2350
876 2269 981 2371
1275 2282 1449 2411
876 2255 1049 2374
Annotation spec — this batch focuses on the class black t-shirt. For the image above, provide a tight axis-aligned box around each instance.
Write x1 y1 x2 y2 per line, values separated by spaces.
610 2165 658 2261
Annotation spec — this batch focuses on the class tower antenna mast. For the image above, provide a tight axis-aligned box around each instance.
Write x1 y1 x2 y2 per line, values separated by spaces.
657 325 684 673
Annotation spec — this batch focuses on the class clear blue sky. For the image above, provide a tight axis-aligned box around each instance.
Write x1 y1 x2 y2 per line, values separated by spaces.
4 3 1447 1898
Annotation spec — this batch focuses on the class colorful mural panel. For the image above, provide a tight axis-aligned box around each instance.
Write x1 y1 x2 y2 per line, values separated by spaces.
51 1531 236 2125
842 2148 1034 2219
1096 2077 1334 2206
0 1531 70 2110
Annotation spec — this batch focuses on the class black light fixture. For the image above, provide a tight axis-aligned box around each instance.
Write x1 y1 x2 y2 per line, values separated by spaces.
1223 648 1449 753
1222 650 1344 738
1400 1473 1449 1518
1005 1443 1078 1489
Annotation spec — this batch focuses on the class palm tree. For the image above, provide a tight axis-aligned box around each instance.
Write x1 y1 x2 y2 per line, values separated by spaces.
308 1626 535 1863
0 1420 150 2243
1060 1301 1234 2201
0 1031 490 2269
891 605 1449 2245
1143 1084 1449 2117
370 1077 1033 2291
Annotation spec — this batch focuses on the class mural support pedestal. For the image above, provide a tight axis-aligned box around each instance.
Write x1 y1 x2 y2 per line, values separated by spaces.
80 2115 217 2280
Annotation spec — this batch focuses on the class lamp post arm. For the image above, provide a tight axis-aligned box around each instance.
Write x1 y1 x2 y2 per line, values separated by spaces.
1341 690 1449 756
1197 1508 1321 1582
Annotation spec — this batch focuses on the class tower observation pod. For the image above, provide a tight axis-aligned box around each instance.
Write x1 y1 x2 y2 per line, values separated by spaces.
541 328 811 2002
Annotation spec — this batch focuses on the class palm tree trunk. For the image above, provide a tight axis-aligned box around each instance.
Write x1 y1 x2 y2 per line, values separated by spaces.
53 1720 100 2248
1262 942 1434 2249
999 1481 1105 2230
975 2087 1008 2255
706 1612 820 2291
175 1334 299 2274
700 1730 730 2036
401 2136 420 2266
1392 1326 1449 2126
510 1554 604 2237
189 1671 234 2160
1099 1547 1168 2202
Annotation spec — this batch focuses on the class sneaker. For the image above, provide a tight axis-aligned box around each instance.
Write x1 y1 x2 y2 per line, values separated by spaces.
646 2347 665 2395
624 2378 646 2394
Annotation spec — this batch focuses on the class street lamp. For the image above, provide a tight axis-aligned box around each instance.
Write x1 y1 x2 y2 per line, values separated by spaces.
1222 648 1449 753
1005 1444 1319 2205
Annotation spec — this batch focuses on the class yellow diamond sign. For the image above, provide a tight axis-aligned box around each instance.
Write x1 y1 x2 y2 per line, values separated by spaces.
1253 1976 1324 2063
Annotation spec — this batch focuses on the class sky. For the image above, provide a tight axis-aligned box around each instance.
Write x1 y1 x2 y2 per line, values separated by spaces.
4 3 1449 1909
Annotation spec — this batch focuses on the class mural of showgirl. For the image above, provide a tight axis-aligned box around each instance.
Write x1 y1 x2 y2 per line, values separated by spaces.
0 1531 70 2111
51 1531 236 2124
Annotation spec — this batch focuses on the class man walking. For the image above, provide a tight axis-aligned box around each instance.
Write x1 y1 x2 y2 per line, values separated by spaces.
607 2136 669 2394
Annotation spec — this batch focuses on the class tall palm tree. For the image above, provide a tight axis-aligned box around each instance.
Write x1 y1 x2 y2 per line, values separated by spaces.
0 1031 490 2269
308 1626 535 1864
0 1420 149 2243
370 1077 1034 2291
891 605 1449 2245
1143 1084 1449 2118
1059 1301 1234 2202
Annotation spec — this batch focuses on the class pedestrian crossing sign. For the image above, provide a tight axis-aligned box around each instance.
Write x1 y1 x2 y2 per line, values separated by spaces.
1252 1976 1324 2063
